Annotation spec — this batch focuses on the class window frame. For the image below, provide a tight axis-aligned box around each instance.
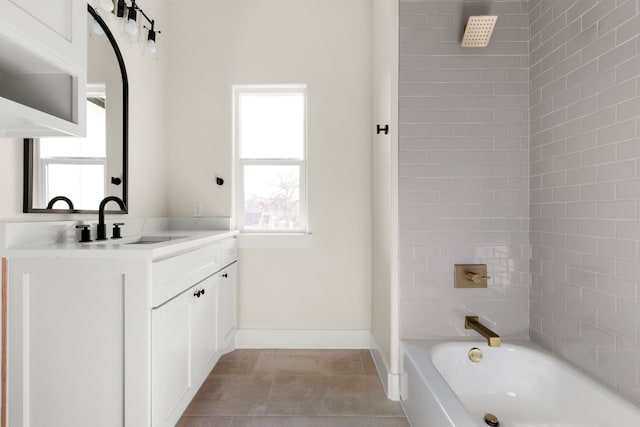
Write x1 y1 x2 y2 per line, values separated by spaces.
233 85 308 234
37 155 106 207
33 92 108 208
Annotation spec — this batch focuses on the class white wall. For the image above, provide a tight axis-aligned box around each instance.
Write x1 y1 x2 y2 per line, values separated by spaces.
371 0 400 392
398 0 530 339
167 0 373 341
0 1 170 222
529 0 640 402
0 141 23 220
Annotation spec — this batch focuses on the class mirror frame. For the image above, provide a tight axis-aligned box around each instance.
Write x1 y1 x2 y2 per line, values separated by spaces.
23 4 129 214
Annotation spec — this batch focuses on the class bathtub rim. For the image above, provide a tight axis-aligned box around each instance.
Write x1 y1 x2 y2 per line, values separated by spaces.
400 338 640 427
401 339 483 427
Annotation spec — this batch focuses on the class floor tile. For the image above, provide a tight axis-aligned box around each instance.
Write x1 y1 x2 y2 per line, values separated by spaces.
359 350 378 375
212 350 262 375
229 415 410 427
178 349 408 426
265 375 405 416
253 349 365 376
184 375 273 416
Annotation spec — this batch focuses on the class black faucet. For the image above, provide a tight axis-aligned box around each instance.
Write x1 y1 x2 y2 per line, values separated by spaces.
96 196 127 241
46 196 74 210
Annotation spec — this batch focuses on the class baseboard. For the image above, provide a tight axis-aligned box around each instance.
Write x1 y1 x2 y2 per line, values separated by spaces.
234 329 370 349
370 334 401 401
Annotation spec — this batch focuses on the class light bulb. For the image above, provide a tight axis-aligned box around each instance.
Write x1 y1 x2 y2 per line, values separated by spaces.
125 7 138 35
144 27 157 55
98 0 114 12
144 39 157 55
91 20 105 36
125 18 138 35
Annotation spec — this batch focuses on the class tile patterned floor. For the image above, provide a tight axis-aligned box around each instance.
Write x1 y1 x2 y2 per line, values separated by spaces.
177 349 409 427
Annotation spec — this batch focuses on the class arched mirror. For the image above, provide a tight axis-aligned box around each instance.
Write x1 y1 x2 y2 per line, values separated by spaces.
23 4 128 214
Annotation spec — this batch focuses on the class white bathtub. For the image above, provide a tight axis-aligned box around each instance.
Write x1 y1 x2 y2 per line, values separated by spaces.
401 339 640 427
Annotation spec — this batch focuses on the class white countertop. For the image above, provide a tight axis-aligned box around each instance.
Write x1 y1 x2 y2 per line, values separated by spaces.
4 230 238 260
0 218 238 260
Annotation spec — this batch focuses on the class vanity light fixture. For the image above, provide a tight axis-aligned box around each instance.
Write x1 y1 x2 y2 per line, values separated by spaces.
103 0 162 54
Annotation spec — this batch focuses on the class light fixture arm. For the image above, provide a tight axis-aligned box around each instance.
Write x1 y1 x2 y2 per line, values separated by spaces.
111 0 161 52
126 0 156 29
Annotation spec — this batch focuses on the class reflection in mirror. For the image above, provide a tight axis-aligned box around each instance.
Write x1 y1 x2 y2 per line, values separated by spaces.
23 5 128 214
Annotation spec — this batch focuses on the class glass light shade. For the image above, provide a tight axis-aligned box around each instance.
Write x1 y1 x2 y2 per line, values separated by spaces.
144 39 157 54
125 18 138 35
124 7 138 35
90 19 105 36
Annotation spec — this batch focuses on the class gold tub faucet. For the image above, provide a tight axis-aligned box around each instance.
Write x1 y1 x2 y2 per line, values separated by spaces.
465 316 501 347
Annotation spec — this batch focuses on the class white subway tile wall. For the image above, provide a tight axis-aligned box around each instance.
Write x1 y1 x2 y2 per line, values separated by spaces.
399 0 531 339
400 0 640 403
529 0 640 402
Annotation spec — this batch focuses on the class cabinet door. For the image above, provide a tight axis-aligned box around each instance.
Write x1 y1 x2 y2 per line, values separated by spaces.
7 259 129 427
190 274 218 380
0 0 86 68
217 263 238 349
151 289 191 427
0 0 86 137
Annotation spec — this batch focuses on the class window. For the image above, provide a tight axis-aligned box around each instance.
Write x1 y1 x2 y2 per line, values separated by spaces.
34 89 107 210
234 86 307 232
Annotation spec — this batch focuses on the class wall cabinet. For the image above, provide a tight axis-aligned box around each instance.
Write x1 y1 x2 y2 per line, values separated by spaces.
0 0 86 136
6 234 238 427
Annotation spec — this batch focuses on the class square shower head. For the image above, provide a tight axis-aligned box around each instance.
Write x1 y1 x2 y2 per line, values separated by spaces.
461 15 498 47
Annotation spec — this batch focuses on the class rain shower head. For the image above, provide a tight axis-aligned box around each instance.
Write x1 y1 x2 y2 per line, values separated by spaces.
461 15 497 47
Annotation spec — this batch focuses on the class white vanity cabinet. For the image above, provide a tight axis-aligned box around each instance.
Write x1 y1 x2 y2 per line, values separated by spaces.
152 264 220 427
6 233 238 427
152 274 221 427
0 0 86 136
152 239 238 427
151 287 192 427
6 256 145 427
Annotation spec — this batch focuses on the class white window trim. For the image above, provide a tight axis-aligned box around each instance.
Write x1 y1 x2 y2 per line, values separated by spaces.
35 149 106 207
233 85 309 234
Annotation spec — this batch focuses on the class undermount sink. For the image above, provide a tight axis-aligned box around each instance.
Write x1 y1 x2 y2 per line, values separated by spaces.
125 236 188 245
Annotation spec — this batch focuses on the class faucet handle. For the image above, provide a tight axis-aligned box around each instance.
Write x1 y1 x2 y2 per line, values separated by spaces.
111 223 124 239
75 224 92 243
465 272 491 283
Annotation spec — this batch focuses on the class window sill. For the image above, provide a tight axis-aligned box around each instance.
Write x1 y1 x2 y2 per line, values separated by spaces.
237 233 313 249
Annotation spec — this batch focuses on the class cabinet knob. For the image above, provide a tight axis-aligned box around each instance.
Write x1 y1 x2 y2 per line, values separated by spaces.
201 288 205 295
194 289 202 298
222 273 228 278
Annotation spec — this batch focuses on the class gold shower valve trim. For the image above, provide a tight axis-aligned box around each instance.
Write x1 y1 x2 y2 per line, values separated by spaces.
454 264 490 288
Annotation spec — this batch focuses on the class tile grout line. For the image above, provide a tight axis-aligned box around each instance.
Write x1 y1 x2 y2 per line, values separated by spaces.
256 349 276 417
358 349 367 376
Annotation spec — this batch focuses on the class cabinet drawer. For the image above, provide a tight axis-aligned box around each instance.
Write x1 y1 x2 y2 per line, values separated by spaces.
152 244 221 307
221 237 238 267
